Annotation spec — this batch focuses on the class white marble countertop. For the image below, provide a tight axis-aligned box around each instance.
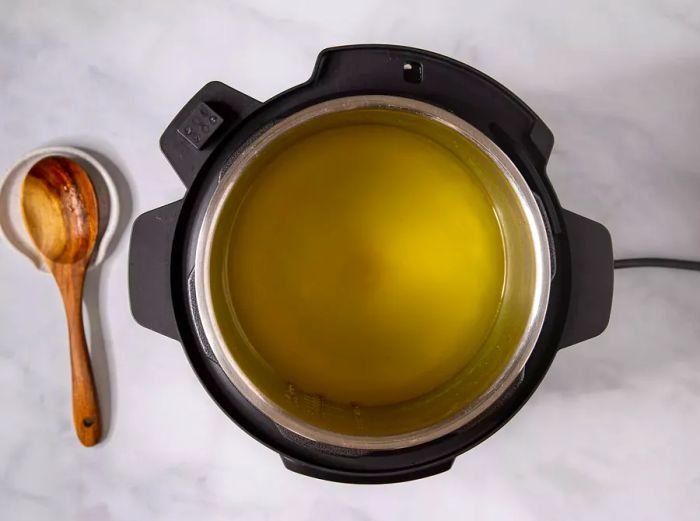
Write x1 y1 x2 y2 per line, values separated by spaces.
2 0 699 519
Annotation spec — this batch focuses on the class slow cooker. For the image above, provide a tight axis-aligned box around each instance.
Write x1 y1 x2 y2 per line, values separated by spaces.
129 45 614 483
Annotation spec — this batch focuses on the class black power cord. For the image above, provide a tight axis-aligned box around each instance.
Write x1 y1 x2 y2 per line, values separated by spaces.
614 258 700 271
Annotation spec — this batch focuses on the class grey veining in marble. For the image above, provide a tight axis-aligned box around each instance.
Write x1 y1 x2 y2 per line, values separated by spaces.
1 0 699 519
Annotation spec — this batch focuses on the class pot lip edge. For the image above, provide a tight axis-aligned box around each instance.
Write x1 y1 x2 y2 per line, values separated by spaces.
192 94 552 451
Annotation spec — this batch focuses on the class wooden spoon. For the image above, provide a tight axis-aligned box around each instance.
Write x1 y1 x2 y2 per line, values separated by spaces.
21 156 102 446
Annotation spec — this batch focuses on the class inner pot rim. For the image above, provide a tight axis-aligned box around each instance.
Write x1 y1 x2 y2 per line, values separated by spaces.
194 95 551 450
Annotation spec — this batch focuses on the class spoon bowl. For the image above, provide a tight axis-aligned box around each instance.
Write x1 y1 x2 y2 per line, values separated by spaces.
22 157 98 264
21 156 102 446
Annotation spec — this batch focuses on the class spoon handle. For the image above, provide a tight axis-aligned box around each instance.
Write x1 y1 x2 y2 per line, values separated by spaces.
52 262 102 446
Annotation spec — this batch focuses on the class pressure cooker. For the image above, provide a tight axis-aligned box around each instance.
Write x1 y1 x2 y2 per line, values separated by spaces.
129 45 613 483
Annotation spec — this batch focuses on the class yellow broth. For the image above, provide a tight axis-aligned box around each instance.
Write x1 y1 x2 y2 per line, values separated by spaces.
209 108 520 436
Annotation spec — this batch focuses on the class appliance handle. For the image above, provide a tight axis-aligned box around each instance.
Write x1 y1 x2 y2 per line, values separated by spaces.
128 200 183 340
280 455 454 484
559 209 614 348
160 81 262 188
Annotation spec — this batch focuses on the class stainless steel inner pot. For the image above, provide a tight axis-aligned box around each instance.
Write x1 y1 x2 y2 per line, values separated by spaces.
194 95 551 450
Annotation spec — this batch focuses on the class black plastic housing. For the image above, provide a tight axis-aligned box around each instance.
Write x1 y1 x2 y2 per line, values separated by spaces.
129 45 614 484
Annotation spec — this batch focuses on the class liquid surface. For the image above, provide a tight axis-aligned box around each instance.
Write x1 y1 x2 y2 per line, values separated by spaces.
222 123 505 406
